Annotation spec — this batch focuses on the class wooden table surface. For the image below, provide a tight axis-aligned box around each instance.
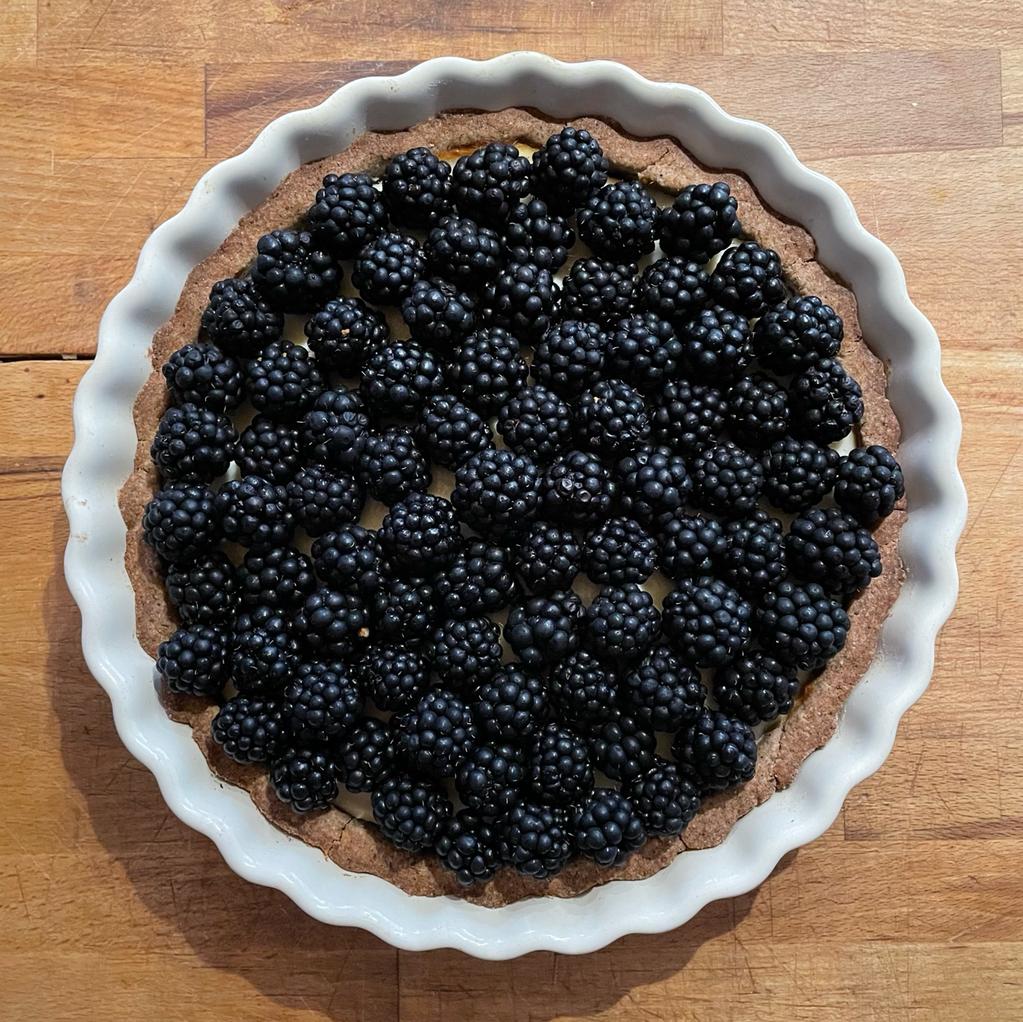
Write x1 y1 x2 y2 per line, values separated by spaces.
3 2 1021 1019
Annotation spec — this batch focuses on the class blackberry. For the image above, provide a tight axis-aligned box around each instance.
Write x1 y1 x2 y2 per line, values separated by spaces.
455 742 526 819
356 426 431 504
356 642 429 713
200 277 283 355
434 540 518 618
721 511 787 594
578 179 659 261
162 341 243 412
285 464 364 536
513 521 580 594
585 584 661 664
306 171 389 257
528 723 594 805
369 571 437 643
379 492 462 572
425 214 502 287
447 326 528 415
396 688 477 778
690 442 765 517
230 606 299 694
614 444 691 526
754 295 843 374
713 652 799 726
270 747 338 812
401 277 476 348
215 475 294 550
709 241 786 318
293 586 369 655
304 296 389 375
659 181 741 263
165 551 238 625
786 506 882 596
351 231 426 305
361 340 445 417
251 229 339 314
758 580 850 669
211 695 286 764
726 373 791 449
473 665 549 741
415 392 493 469
284 660 363 744
790 357 864 443
662 576 753 669
540 449 616 525
622 645 706 733
156 624 230 697
142 482 219 562
483 261 559 341
657 511 727 581
236 414 301 483
573 789 646 867
436 811 503 886
301 387 370 470
628 759 701 836
372 772 453 852
638 256 710 324
582 516 657 585
587 711 657 783
835 445 905 525
576 378 651 457
560 257 637 328
334 715 396 793
531 319 608 397
150 403 236 482
245 340 325 419
499 802 572 879
311 525 382 595
548 650 619 731
673 711 757 793
503 198 575 271
652 378 726 455
237 545 316 611
451 142 531 224
427 615 503 689
382 147 452 228
761 436 840 512
606 312 684 392
496 384 572 462
679 304 752 382
504 591 583 668
451 448 542 537
531 126 609 210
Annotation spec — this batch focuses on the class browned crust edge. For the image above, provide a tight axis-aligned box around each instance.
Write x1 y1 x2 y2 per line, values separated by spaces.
117 108 905 907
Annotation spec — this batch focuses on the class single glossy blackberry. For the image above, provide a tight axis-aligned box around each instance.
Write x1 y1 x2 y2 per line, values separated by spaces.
211 695 286 764
446 326 527 416
360 340 445 418
156 624 230 697
588 711 657 783
235 415 301 484
500 802 573 879
483 261 559 342
143 482 220 562
606 312 684 392
709 241 786 318
284 464 363 536
356 426 431 504
351 231 426 305
678 304 752 382
369 571 437 644
293 586 370 655
714 652 799 726
382 147 452 227
662 576 752 668
652 378 727 455
451 447 542 537
162 341 244 412
576 379 651 458
585 584 661 664
427 615 503 689
628 759 701 836
531 126 609 210
622 645 706 733
638 257 710 324
786 506 882 596
415 392 493 469
307 171 389 257
401 277 476 348
657 514 726 586
150 403 236 481
758 580 850 669
334 716 397 793
835 445 905 525
790 357 864 443
721 511 787 595
396 688 477 778
304 296 389 375
513 521 580 594
673 711 757 793
528 723 594 805
215 475 294 550
284 660 363 744
504 591 583 668
425 214 503 287
540 449 617 525
435 811 503 886
451 142 531 225
230 605 299 694
200 277 284 355
560 257 637 328
355 642 429 713
503 198 575 271
251 229 339 313
496 384 572 463
473 665 549 742
726 373 791 449
578 179 659 261
548 650 619 731
690 442 765 517
531 319 607 397
372 772 453 851
455 742 526 819
573 789 646 867
434 540 517 618
614 444 691 526
582 517 657 585
379 492 463 573
245 340 325 419
237 545 316 611
271 747 339 812
311 525 382 595
301 387 370 471
754 294 843 374
761 436 840 512
166 551 238 625
659 181 741 263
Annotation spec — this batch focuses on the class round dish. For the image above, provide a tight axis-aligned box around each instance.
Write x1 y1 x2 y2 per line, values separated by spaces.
62 53 966 957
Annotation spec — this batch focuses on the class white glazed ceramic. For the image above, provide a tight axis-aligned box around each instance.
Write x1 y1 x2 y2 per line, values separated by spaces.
62 53 966 959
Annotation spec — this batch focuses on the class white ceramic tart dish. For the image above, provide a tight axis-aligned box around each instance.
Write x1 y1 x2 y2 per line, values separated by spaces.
63 54 966 958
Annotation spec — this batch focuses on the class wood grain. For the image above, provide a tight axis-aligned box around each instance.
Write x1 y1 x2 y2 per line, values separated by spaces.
2 3 1022 1019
